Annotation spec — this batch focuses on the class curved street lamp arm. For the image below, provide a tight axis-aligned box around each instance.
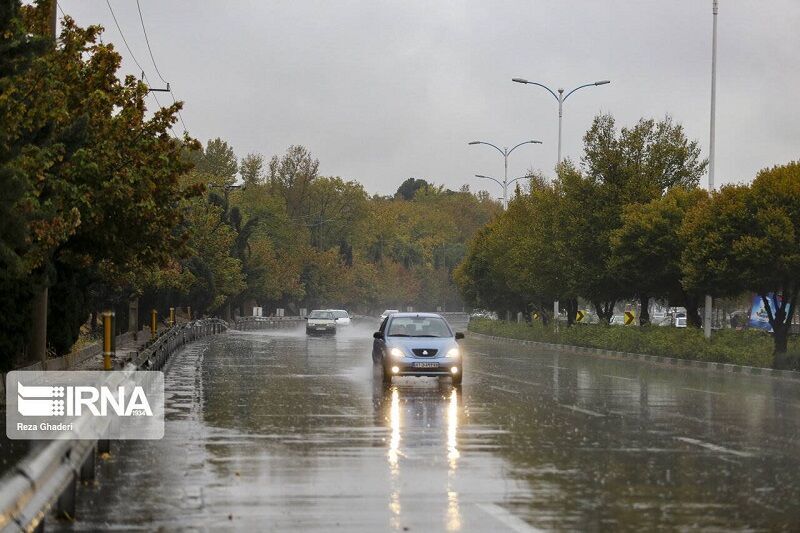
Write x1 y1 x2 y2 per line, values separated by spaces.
507 140 543 156
514 79 560 102
563 80 610 102
468 141 505 157
474 174 504 188
507 175 534 186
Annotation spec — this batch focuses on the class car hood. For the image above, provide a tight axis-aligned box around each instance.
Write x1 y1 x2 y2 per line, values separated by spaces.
385 337 458 352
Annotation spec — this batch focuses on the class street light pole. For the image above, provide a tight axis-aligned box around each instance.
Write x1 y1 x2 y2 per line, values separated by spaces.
512 78 610 167
704 0 719 340
469 140 542 209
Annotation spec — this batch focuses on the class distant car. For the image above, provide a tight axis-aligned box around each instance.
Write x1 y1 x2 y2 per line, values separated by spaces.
379 309 399 322
609 314 625 326
327 309 351 326
306 310 336 335
674 312 687 328
372 312 464 385
470 309 498 320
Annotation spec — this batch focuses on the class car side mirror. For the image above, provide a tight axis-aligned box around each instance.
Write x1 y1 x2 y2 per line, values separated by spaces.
455 332 465 340
373 331 383 339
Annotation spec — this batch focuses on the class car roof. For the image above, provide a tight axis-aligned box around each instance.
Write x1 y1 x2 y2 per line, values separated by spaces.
388 312 444 319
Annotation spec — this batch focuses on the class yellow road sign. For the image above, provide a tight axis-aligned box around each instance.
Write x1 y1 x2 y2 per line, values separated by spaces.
576 310 585 322
532 312 540 320
624 311 635 325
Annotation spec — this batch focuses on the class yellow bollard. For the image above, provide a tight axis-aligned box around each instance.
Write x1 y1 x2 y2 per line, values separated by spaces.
151 309 158 338
103 310 114 370
169 307 175 327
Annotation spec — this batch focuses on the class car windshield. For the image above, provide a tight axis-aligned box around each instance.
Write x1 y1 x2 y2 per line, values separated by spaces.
309 311 333 319
387 316 451 337
330 310 348 318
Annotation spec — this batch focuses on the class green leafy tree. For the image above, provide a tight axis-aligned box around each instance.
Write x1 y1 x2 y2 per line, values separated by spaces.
610 187 707 326
192 138 238 186
682 162 800 363
0 4 197 364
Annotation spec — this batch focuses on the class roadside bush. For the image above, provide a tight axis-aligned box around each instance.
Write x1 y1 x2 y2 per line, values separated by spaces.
468 319 800 369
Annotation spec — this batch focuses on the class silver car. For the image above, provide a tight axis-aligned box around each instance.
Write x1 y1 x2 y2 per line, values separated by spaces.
372 313 464 385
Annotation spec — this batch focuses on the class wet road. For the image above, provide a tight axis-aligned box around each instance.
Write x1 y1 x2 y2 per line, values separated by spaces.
58 322 800 531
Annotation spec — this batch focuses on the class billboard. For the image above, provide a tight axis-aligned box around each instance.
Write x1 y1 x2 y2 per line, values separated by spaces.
748 293 789 332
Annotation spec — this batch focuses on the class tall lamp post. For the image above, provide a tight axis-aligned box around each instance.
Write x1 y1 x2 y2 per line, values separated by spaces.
511 78 610 166
474 174 534 208
468 140 541 209
704 0 719 339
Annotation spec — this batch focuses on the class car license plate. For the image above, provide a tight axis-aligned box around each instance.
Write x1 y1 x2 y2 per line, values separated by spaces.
413 362 439 368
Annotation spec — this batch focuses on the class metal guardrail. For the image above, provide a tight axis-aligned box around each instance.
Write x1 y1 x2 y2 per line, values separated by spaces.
0 318 228 532
233 316 305 330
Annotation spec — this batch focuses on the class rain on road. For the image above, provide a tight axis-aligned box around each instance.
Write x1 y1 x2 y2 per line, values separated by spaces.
57 320 800 531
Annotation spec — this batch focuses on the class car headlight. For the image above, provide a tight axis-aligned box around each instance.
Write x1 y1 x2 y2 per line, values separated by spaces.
446 348 460 357
389 347 404 358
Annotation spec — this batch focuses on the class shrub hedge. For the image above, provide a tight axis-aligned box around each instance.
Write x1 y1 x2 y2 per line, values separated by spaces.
468 319 800 369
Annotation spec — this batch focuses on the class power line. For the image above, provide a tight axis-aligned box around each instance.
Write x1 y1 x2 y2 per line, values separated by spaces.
105 0 188 135
105 0 146 75
135 0 189 134
136 0 167 84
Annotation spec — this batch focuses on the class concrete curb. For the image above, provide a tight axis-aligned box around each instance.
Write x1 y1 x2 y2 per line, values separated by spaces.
467 331 800 381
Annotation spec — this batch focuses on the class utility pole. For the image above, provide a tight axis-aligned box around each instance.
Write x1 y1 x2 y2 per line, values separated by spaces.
31 1 59 366
704 0 718 340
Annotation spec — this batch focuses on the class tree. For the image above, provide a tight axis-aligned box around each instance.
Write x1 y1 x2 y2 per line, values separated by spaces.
268 145 319 219
395 178 429 200
567 114 706 322
240 152 264 187
682 162 800 363
610 187 707 326
192 138 238 185
0 4 197 365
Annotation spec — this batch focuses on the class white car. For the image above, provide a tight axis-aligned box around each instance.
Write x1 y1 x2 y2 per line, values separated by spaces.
328 309 351 326
306 310 336 335
380 309 399 322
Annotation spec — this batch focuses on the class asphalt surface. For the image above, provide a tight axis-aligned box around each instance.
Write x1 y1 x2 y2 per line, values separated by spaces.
55 321 800 531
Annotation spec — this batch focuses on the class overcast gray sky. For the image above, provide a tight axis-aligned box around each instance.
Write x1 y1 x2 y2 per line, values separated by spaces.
61 1 800 196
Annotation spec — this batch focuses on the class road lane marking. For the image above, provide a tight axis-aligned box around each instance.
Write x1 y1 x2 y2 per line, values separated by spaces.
562 405 605 417
477 503 544 533
471 370 540 387
602 374 636 381
681 387 726 396
489 385 520 395
675 437 753 458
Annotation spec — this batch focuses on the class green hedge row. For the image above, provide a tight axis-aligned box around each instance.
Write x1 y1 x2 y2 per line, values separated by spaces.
468 319 800 369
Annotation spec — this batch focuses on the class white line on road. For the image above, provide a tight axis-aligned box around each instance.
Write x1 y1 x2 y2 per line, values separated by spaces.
675 437 754 458
471 369 540 387
489 385 520 395
562 405 605 417
681 387 726 396
477 503 544 533
602 374 636 381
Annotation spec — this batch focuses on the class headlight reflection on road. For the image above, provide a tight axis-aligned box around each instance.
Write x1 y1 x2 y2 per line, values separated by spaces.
447 388 460 466
388 387 401 470
446 387 461 531
388 387 401 528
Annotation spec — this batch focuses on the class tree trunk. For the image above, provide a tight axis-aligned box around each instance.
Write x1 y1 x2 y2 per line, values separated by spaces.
685 295 702 328
593 300 615 324
639 294 650 326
